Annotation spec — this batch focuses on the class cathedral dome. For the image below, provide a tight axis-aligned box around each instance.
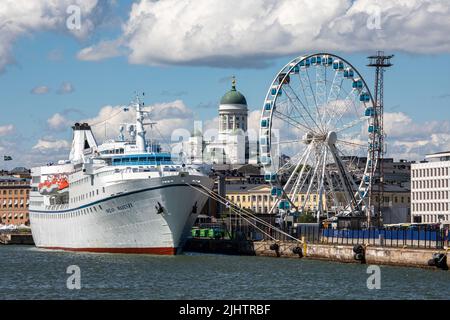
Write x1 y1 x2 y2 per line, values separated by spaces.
220 77 247 106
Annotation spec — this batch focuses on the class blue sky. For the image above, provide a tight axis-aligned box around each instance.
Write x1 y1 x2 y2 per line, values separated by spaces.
0 0 449 167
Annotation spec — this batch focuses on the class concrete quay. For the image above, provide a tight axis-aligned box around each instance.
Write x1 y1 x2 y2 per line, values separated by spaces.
184 238 449 270
0 232 34 245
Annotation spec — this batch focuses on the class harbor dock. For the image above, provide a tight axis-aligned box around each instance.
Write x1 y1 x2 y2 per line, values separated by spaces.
184 238 449 270
0 232 34 245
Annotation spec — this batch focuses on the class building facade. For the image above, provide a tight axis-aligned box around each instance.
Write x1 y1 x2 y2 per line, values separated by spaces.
411 151 450 224
223 182 410 220
0 170 31 225
224 184 326 214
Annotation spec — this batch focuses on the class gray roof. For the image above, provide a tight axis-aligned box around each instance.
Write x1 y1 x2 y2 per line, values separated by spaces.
370 184 410 192
10 167 29 173
225 184 266 192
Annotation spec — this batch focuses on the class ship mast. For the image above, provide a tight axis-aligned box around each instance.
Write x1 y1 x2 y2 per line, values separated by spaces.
134 94 147 153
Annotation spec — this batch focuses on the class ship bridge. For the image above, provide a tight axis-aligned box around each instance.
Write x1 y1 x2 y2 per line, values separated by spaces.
111 153 173 166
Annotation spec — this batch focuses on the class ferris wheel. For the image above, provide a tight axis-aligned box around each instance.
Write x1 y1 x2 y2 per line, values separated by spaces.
259 53 380 221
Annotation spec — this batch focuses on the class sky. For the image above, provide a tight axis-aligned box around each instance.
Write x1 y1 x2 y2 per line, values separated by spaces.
0 0 449 169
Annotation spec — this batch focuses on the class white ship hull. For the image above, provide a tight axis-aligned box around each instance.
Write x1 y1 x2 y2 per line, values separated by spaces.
30 175 212 255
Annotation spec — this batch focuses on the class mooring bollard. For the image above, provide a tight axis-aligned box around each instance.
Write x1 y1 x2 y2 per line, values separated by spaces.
428 252 448 270
353 244 366 264
292 246 303 258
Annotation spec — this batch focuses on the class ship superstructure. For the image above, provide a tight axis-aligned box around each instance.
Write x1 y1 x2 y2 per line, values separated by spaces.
29 95 213 254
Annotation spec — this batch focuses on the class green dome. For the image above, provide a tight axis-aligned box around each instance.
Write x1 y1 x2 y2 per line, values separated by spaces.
220 78 247 105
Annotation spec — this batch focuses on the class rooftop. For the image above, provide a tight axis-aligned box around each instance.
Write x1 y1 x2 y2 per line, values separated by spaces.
425 151 450 159
9 167 30 174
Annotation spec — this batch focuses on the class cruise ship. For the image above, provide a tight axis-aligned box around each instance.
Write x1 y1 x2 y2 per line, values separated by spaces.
29 95 213 255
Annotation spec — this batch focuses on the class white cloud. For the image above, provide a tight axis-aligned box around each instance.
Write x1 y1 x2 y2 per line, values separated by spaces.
78 100 194 143
150 100 193 121
79 105 134 142
77 39 125 61
57 82 75 94
31 86 50 95
47 113 71 131
37 100 450 165
0 0 114 73
384 112 450 141
32 139 70 152
382 112 450 160
78 0 450 68
0 124 14 136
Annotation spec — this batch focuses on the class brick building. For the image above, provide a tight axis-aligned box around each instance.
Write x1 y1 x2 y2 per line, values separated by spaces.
0 168 31 225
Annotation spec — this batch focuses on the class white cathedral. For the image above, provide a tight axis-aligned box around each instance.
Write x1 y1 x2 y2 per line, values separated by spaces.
184 78 257 166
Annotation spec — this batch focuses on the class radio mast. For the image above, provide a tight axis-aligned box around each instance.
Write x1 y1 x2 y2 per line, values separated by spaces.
367 51 393 227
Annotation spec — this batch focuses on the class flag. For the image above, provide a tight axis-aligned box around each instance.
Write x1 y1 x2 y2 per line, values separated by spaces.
3 156 12 161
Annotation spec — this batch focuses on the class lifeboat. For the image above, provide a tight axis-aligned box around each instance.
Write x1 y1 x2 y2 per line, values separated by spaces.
38 181 50 195
38 177 69 195
58 177 69 191
38 179 56 195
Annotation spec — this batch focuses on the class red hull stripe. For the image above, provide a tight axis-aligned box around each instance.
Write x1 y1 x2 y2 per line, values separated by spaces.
40 246 177 255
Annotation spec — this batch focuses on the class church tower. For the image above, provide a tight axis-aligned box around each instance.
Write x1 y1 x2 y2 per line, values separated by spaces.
184 77 250 165
216 76 249 164
218 77 248 138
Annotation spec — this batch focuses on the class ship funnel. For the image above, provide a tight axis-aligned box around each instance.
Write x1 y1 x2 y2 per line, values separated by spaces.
69 122 98 163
